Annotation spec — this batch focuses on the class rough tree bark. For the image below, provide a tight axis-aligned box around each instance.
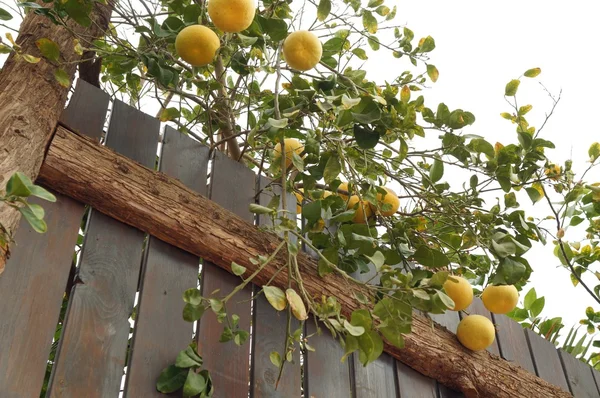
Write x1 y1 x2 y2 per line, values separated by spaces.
37 126 573 398
0 2 113 273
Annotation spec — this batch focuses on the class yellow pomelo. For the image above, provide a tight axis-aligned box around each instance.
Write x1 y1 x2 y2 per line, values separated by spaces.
283 30 323 71
175 25 220 67
443 276 473 311
347 195 373 224
294 188 304 214
457 315 496 351
481 284 519 314
371 187 400 217
207 0 256 33
337 183 351 201
274 138 304 169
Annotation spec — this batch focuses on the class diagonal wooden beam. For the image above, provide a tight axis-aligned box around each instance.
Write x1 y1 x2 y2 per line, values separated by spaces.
37 126 572 398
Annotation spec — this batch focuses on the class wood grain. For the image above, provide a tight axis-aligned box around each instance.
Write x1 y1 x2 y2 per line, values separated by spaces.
559 349 599 397
493 313 535 373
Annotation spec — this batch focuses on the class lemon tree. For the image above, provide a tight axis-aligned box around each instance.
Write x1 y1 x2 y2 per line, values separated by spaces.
6 0 600 388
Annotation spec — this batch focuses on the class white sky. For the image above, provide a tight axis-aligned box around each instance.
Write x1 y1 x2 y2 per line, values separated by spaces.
2 0 600 337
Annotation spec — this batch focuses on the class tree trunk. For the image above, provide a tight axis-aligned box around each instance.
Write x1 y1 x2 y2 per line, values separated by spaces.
0 2 113 273
37 126 573 398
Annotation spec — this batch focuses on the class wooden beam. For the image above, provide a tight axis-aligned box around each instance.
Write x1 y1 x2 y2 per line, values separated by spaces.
37 127 572 398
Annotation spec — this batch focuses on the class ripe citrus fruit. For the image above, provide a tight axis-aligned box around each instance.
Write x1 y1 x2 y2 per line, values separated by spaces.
481 284 519 314
457 314 496 351
443 276 473 311
347 195 373 224
274 138 304 169
207 0 256 33
283 30 323 71
371 187 400 217
175 25 220 67
337 182 351 201
294 189 304 214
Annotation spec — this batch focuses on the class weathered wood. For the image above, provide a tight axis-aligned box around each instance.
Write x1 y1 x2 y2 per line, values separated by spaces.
196 151 255 398
0 1 113 273
493 314 535 373
431 311 465 398
251 177 301 397
47 101 160 397
124 127 208 397
0 196 83 398
559 349 599 397
524 329 570 392
304 321 353 397
38 127 575 398
396 362 438 397
462 298 500 356
0 79 109 398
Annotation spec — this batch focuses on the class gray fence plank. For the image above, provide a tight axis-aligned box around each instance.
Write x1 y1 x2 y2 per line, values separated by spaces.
124 127 209 397
396 362 437 397
48 100 159 397
0 79 108 398
305 321 353 398
525 329 569 391
560 349 599 397
251 177 301 397
493 314 535 373
461 298 500 356
196 150 255 398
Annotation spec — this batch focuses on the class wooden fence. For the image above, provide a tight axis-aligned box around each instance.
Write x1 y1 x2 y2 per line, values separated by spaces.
1 79 600 397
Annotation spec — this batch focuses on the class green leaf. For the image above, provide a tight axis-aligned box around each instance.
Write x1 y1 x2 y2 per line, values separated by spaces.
268 118 288 129
436 291 455 310
494 257 526 285
523 288 537 310
249 203 275 215
29 185 56 202
365 251 385 268
429 158 444 183
530 297 545 318
353 125 379 149
469 138 495 158
22 54 41 64
412 246 449 268
54 69 71 88
418 36 436 52
183 369 206 397
19 206 47 233
362 10 378 34
589 142 600 162
352 48 368 60
159 107 180 122
259 17 288 41
35 38 60 63
231 262 246 277
263 286 287 311
317 0 331 21
6 172 33 197
270 351 282 367
524 67 541 78
426 64 439 83
491 239 516 258
323 156 341 184
183 303 205 322
505 79 520 96
344 320 366 336
176 345 203 368
0 7 12 21
183 288 202 306
26 203 44 220
156 365 188 393
64 0 93 27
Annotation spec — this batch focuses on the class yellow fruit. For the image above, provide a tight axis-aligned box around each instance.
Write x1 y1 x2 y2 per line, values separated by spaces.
294 189 304 214
274 138 304 169
347 195 373 224
481 285 519 314
207 0 256 33
371 187 400 217
283 30 323 71
311 219 326 232
457 315 496 351
337 183 351 201
175 25 220 67
443 276 473 311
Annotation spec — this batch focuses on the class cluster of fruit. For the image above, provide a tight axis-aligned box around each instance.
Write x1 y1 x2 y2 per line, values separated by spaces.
444 276 519 351
175 0 323 71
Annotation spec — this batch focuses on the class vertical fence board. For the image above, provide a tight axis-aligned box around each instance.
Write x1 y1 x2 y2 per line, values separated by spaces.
524 330 569 391
396 362 438 398
560 349 599 397
461 298 500 356
251 177 301 397
124 127 208 397
305 321 353 398
493 314 535 373
48 100 159 398
352 267 398 397
0 79 108 398
430 311 465 398
196 151 255 398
